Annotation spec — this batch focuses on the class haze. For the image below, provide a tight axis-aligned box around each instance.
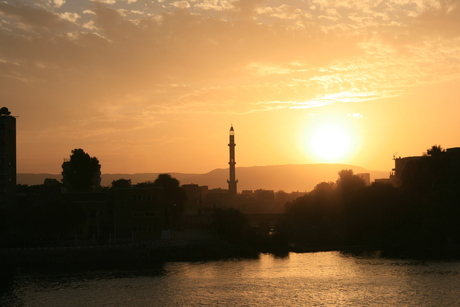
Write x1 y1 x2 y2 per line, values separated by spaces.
2 0 460 175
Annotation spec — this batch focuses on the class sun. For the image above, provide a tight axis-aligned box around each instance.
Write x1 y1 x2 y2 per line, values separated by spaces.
308 124 352 161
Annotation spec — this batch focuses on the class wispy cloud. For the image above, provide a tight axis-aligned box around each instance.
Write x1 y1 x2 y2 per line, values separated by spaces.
2 0 460 155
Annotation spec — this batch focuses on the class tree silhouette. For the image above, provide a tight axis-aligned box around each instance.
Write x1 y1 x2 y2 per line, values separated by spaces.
153 174 181 188
281 170 369 247
44 178 61 188
153 174 187 227
336 169 366 202
111 178 131 188
132 174 186 228
62 149 101 192
213 207 250 242
282 180 342 246
424 145 445 157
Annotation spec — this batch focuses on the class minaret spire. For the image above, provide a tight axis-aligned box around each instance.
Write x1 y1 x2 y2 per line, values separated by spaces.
227 125 238 197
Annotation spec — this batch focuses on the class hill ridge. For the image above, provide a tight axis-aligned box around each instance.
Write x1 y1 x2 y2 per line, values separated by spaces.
18 164 390 193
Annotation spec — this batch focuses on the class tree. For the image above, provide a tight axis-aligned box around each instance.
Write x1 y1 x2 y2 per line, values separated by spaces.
336 169 366 201
44 178 61 187
312 181 336 197
152 174 186 203
146 174 187 228
155 174 186 221
212 207 250 242
62 149 101 192
424 145 445 157
111 178 131 189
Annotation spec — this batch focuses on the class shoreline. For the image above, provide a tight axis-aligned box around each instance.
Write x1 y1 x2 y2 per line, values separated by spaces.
3 241 460 272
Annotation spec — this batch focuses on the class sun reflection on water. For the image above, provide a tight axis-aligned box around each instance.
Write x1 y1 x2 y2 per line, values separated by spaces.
4 252 460 307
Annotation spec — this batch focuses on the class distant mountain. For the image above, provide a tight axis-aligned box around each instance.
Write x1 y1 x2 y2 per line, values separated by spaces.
18 164 390 192
180 164 389 192
17 173 62 186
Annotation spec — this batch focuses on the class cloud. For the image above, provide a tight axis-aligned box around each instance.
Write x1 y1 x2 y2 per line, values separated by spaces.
54 0 66 8
195 0 233 11
233 0 267 18
348 113 364 118
60 12 80 23
0 2 67 29
171 1 191 9
1 0 460 142
411 0 460 37
91 0 116 4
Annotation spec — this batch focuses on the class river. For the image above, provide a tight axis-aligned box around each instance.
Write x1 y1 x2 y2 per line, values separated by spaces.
2 251 460 306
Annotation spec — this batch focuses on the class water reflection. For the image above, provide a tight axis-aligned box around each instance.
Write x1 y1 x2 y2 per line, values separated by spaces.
2 252 460 306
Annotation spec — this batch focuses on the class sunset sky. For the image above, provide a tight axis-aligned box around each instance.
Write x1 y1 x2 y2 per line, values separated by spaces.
2 0 460 175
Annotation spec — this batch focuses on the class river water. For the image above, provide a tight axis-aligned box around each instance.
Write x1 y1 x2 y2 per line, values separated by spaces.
2 251 460 306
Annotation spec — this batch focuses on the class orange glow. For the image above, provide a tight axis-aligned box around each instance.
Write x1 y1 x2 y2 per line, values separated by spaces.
2 1 460 177
308 124 352 161
296 113 360 165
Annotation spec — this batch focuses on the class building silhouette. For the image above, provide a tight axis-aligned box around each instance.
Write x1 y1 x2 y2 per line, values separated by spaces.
227 125 238 197
0 107 16 207
390 155 423 187
113 187 168 242
391 147 460 189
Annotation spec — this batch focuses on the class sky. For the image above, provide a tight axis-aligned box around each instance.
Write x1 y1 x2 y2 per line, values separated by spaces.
2 0 460 175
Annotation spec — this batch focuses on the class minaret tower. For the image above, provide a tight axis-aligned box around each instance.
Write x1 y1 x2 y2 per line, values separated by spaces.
227 125 238 197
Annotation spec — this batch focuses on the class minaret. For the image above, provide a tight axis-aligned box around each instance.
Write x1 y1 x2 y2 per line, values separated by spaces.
227 125 238 197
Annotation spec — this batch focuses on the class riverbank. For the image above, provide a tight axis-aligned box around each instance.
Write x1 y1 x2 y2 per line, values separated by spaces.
3 229 460 271
0 229 261 270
